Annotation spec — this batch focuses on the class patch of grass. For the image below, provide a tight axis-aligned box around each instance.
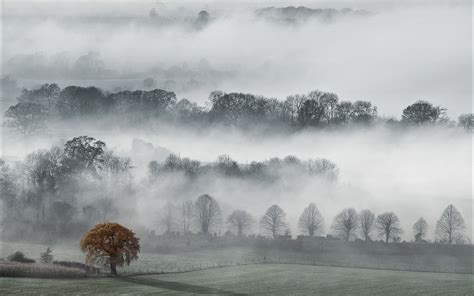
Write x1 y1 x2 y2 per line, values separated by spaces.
0 264 472 295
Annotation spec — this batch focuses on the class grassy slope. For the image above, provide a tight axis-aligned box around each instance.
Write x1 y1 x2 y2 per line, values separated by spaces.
1 264 472 295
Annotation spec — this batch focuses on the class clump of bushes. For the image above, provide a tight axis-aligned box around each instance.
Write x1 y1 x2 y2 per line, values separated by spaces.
7 251 35 263
40 247 53 264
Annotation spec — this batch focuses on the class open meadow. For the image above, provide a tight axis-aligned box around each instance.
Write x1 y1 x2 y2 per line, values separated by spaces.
1 240 473 295
1 264 472 295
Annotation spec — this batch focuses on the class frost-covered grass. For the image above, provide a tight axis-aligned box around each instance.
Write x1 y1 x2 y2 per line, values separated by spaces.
1 264 472 295
0 241 261 274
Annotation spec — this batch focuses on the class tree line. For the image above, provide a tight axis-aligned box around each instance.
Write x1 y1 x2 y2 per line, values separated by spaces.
0 136 336 240
0 135 468 245
148 153 338 182
159 195 467 245
4 84 473 135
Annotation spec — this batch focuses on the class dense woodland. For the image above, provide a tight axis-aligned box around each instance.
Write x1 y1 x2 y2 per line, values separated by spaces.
3 83 473 136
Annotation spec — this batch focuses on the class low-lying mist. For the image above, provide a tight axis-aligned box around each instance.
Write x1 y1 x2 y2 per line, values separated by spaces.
3 122 471 241
2 1 471 117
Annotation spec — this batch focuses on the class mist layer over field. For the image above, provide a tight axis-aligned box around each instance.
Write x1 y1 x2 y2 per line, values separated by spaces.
2 122 471 241
2 1 471 117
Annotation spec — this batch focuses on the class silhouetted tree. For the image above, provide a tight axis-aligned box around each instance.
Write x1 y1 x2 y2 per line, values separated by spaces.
18 83 60 111
458 113 473 131
0 159 18 210
413 217 428 242
331 208 359 241
298 203 324 236
319 92 339 124
307 158 339 181
375 212 402 243
40 247 53 264
24 146 63 194
193 194 221 234
58 86 105 118
180 200 193 234
4 102 47 136
435 204 465 244
260 205 287 239
350 100 377 124
283 94 305 125
216 155 240 176
63 136 106 173
97 197 116 222
161 202 177 234
298 96 323 126
401 100 446 125
334 101 353 124
359 209 375 241
227 210 255 236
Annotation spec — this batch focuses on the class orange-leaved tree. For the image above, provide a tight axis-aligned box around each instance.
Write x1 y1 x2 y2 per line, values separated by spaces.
80 222 140 275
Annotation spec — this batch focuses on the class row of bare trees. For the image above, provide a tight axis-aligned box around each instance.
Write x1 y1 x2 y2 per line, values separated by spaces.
302 205 465 244
159 196 467 244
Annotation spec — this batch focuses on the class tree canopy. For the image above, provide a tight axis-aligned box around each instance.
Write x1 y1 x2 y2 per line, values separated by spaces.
80 222 140 275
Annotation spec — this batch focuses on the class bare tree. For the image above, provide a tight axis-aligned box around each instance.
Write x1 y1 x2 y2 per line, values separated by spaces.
97 197 116 222
412 217 428 242
227 210 255 236
298 203 324 236
193 194 221 234
4 102 47 136
435 204 465 244
458 113 473 131
375 212 402 243
359 209 375 241
260 205 287 239
180 200 193 234
161 202 176 234
331 208 359 241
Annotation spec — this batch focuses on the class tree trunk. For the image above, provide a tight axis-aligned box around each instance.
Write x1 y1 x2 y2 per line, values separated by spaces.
385 233 389 243
110 262 117 275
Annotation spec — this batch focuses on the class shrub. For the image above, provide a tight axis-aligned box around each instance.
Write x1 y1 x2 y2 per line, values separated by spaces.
40 247 53 264
7 251 36 263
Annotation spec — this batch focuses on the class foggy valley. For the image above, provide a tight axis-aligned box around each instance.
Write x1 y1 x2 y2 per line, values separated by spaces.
0 1 472 295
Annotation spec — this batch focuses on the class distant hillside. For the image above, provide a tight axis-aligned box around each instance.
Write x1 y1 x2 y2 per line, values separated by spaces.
255 6 371 23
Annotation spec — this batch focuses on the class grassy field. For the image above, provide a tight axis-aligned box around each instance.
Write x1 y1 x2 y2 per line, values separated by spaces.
1 264 472 295
2 240 472 275
0 241 261 274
